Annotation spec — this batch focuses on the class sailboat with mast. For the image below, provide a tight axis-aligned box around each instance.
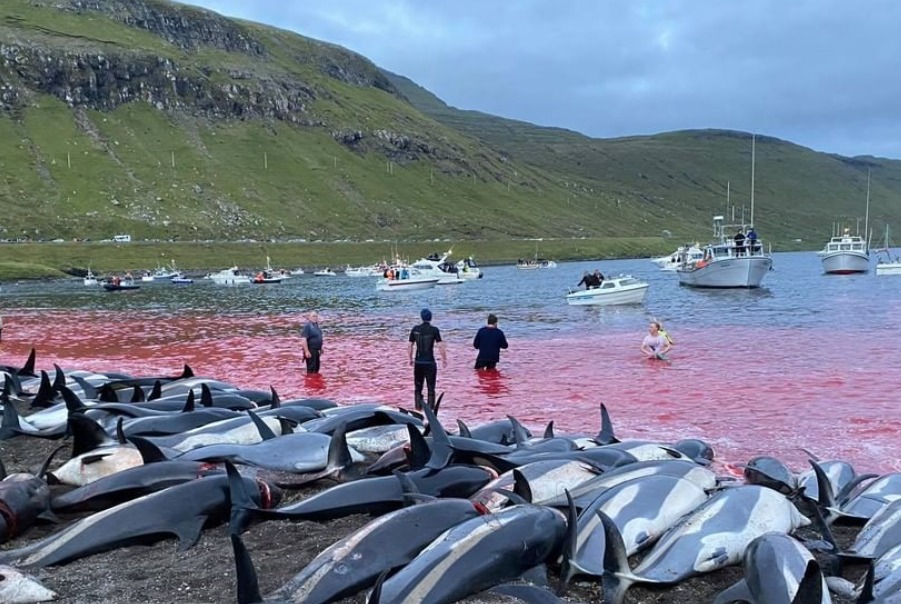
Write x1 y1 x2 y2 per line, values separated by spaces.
676 134 773 288
818 171 871 274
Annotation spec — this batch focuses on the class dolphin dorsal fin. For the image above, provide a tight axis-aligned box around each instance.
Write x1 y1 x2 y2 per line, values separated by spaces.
69 415 114 457
200 383 213 408
181 389 196 413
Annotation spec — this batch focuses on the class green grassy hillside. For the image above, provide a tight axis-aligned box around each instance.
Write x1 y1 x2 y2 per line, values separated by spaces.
0 0 899 250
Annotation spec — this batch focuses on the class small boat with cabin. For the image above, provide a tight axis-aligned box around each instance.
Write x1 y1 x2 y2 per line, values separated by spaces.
103 276 140 291
376 267 440 291
876 225 901 276
566 275 649 306
83 268 98 287
818 171 872 275
207 267 251 286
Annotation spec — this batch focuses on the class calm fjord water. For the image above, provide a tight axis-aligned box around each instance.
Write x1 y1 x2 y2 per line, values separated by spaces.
3 250 899 473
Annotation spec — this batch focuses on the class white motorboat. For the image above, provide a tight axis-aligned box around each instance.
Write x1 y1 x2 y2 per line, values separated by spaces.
410 251 465 285
516 258 557 270
651 244 704 271
313 268 337 277
566 275 649 306
143 261 181 281
289 267 305 276
376 268 439 291
83 268 98 287
207 267 251 286
876 225 901 276
456 256 483 279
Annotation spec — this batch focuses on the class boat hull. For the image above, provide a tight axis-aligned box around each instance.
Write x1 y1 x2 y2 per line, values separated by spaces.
821 251 869 274
677 257 772 288
566 284 649 306
103 284 140 291
376 277 439 291
876 262 901 276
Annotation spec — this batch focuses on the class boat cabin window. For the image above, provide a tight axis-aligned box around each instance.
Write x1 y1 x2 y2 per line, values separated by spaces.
601 282 615 289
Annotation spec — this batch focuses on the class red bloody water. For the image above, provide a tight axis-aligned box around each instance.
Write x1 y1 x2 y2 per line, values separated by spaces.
4 307 899 474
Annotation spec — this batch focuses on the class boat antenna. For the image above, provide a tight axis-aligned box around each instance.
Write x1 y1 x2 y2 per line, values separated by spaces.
750 134 756 228
865 168 871 249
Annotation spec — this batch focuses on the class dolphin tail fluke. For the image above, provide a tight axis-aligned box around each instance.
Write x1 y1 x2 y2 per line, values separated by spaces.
148 380 162 401
512 469 533 503
808 459 841 525
226 461 260 535
835 473 879 508
231 533 265 604
596 403 618 445
37 444 68 480
598 509 639 604
792 560 824 604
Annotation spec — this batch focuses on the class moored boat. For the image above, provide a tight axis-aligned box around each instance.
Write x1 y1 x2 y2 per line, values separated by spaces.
676 216 772 288
651 244 704 271
456 256 483 279
566 275 649 306
83 268 98 287
876 225 901 276
207 267 251 286
313 268 337 277
410 251 465 285
376 268 439 291
103 277 140 291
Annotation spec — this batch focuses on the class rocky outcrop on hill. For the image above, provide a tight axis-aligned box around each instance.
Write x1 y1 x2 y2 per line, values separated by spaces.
0 0 396 123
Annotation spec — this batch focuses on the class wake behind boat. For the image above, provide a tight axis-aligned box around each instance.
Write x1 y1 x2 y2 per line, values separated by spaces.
566 275 649 306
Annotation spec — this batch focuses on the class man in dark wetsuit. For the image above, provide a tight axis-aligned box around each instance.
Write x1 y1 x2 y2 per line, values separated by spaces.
300 310 323 374
577 271 594 290
473 313 508 370
408 308 447 411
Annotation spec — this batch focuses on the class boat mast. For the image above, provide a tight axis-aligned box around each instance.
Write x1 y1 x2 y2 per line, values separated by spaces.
865 169 871 248
750 134 756 228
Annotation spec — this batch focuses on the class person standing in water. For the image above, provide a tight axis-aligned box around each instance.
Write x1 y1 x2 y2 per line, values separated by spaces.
300 310 323 374
409 308 447 411
473 313 508 370
640 320 673 360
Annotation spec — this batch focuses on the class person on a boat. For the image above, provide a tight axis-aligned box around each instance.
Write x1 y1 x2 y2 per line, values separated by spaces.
733 229 746 256
593 269 605 286
409 308 447 411
577 271 594 290
112 275 121 286
641 321 673 360
473 313 508 371
300 310 323 375
746 227 759 252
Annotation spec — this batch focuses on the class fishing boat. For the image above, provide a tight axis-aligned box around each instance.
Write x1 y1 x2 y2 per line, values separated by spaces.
876 225 901 276
677 135 773 289
313 268 338 277
83 268 98 287
818 171 871 275
517 242 557 269
170 276 194 285
565 275 649 306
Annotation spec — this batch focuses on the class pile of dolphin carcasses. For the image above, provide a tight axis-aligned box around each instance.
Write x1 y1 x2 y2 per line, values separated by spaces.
0 350 898 604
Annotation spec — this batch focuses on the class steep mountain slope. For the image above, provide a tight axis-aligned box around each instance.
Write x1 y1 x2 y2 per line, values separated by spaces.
0 0 898 246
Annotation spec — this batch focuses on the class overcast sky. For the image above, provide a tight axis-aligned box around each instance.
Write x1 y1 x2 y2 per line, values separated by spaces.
186 1 901 159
